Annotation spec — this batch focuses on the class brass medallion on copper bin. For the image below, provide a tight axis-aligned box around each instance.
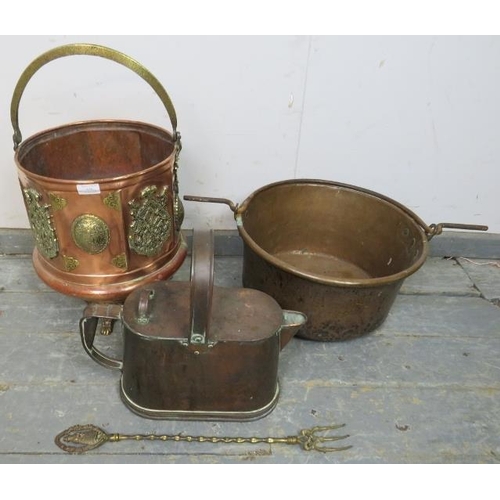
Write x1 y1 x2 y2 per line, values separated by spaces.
71 214 110 254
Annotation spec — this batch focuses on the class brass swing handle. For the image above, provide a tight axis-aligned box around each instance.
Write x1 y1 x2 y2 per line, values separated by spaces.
10 43 180 150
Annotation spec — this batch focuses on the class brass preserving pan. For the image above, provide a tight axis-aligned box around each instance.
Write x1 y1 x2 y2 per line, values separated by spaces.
185 179 488 341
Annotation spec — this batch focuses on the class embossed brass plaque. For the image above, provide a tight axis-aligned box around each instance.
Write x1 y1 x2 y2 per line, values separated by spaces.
128 186 171 257
103 192 121 211
49 193 67 211
63 255 80 272
23 188 59 259
71 214 110 255
111 253 128 270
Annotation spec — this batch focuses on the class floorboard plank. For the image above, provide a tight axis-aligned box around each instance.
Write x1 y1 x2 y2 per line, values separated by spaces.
1 232 500 464
458 258 500 301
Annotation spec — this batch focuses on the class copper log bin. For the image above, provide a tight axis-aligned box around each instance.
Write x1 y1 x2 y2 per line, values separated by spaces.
11 44 187 325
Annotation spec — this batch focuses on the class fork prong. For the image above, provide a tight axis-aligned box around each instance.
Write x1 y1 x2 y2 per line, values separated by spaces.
315 444 354 453
310 424 346 433
319 434 350 443
298 424 352 452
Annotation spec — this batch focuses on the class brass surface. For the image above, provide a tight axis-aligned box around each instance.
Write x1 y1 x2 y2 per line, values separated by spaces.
103 192 121 211
23 188 59 259
63 255 79 272
71 214 111 255
173 194 184 232
128 186 172 257
99 318 114 336
111 253 128 270
173 134 184 231
184 178 489 341
55 423 351 454
11 43 180 150
48 193 67 211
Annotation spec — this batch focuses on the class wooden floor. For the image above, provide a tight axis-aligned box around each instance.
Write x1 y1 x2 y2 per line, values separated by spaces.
1 229 499 463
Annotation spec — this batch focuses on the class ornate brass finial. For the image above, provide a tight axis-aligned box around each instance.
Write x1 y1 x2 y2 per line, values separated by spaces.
55 423 351 454
55 424 110 453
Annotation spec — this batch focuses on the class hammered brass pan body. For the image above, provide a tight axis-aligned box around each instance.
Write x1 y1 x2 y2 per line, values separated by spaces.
185 179 487 341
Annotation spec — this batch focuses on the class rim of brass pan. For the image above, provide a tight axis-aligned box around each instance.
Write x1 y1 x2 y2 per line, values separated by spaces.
235 179 430 289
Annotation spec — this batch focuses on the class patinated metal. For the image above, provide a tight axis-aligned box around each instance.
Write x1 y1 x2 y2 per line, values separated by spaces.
23 187 59 259
48 193 67 211
103 192 121 211
11 44 187 310
111 253 128 270
172 133 184 232
55 423 351 454
80 230 306 420
128 185 172 257
185 179 488 341
173 192 185 232
63 255 79 272
71 214 110 255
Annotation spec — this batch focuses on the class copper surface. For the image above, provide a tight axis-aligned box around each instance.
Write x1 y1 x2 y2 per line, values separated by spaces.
80 231 306 420
12 43 187 304
16 120 187 302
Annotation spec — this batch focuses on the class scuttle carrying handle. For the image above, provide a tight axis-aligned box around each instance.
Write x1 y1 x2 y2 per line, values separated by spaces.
187 227 307 349
79 231 216 367
79 303 123 370
189 230 215 346
10 43 180 150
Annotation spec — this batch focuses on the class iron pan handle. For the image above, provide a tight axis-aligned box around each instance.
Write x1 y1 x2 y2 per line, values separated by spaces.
426 222 488 240
183 195 238 213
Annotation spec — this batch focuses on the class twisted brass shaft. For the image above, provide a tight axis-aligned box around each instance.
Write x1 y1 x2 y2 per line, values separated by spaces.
55 423 352 454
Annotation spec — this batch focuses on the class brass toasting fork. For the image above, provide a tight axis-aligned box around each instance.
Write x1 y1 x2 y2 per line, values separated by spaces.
55 423 352 454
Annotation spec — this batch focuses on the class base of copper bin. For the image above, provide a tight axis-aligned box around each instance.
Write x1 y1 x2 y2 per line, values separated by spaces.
32 236 188 304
